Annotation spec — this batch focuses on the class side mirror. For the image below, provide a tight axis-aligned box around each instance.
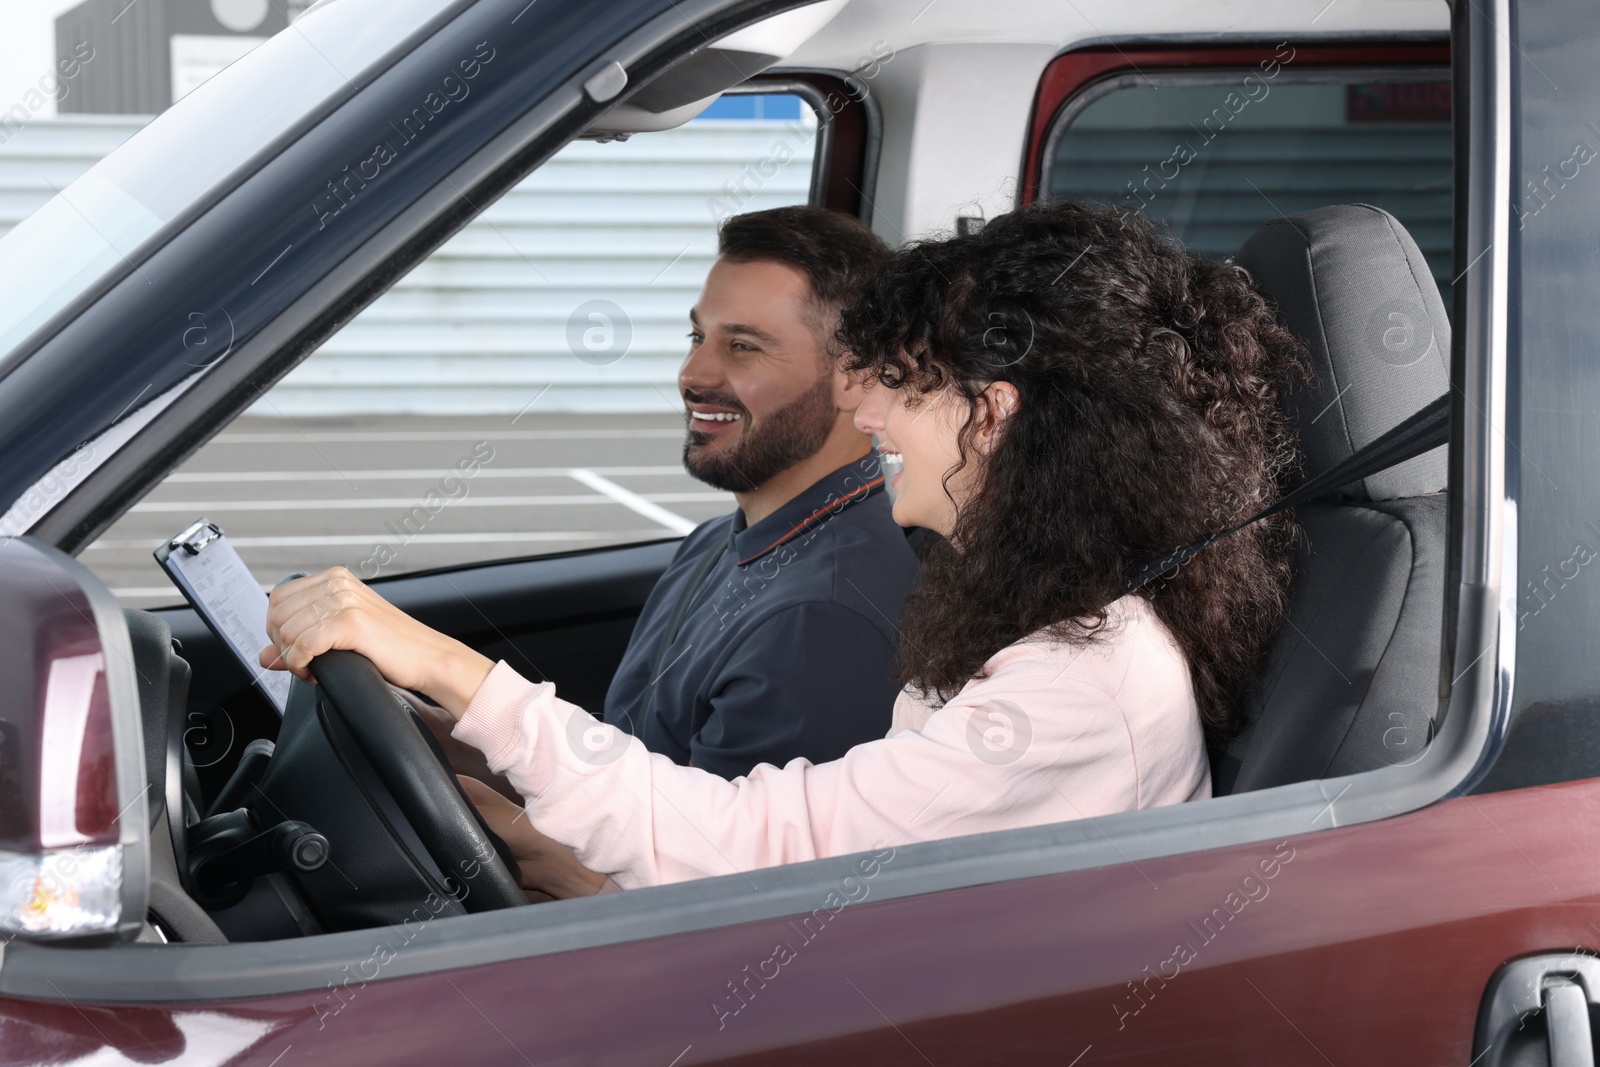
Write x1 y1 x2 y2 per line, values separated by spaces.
0 537 147 943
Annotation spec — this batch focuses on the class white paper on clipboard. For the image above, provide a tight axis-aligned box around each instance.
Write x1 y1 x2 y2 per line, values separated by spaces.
157 519 291 715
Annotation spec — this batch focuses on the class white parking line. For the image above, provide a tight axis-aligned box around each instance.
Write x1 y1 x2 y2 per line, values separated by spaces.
129 493 727 513
567 469 698 535
162 465 689 482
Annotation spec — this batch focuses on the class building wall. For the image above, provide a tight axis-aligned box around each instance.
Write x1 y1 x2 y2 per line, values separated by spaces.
54 0 297 115
0 114 818 413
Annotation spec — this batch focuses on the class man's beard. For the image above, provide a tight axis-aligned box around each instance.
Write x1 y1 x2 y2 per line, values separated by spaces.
682 373 837 493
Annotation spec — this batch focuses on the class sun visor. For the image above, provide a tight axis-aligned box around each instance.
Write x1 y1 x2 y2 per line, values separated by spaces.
584 0 847 138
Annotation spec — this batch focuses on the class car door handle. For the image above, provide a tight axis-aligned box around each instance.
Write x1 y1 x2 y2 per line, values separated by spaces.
1475 953 1600 1067
1547 981 1595 1067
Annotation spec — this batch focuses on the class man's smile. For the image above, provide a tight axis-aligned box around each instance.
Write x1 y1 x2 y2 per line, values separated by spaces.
686 399 746 436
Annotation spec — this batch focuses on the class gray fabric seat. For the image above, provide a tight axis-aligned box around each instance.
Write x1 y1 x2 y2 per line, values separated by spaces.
1213 204 1448 795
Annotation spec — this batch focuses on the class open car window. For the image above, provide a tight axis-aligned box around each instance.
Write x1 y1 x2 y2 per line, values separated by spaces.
86 92 820 607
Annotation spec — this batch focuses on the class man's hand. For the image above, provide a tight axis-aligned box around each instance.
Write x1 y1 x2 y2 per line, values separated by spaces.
458 776 609 900
258 566 494 718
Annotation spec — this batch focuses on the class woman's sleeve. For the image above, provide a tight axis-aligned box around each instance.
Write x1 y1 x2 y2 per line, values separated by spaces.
451 657 1134 888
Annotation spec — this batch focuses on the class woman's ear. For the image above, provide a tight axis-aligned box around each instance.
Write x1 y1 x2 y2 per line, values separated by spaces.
975 380 1020 449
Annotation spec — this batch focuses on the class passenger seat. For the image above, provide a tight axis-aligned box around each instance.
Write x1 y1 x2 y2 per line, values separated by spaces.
1213 204 1449 795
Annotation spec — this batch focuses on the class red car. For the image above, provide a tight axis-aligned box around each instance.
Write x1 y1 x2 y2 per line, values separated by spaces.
0 0 1594 1063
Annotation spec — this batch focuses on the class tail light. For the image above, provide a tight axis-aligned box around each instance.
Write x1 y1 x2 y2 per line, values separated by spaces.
0 537 146 942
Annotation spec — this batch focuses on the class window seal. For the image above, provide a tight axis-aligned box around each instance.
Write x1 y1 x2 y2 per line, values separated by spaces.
756 67 885 222
720 78 835 206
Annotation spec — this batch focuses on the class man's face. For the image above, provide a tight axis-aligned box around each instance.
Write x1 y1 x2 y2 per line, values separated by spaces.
678 257 841 493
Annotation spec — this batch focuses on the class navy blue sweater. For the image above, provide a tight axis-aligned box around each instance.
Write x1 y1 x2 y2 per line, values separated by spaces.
602 451 918 779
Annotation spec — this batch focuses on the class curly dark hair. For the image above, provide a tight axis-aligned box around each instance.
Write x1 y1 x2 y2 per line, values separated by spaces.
837 199 1307 747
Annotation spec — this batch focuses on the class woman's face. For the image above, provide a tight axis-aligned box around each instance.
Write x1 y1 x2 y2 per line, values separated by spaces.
853 377 984 538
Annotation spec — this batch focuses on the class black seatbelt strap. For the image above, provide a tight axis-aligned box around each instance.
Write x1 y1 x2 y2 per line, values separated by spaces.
637 523 736 729
1125 392 1450 592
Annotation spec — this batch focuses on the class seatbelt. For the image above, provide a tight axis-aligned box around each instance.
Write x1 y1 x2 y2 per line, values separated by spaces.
1125 393 1450 592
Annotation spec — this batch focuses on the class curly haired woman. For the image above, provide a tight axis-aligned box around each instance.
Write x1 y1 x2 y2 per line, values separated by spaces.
260 199 1306 896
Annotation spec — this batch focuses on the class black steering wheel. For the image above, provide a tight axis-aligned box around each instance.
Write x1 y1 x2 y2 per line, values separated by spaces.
308 649 527 913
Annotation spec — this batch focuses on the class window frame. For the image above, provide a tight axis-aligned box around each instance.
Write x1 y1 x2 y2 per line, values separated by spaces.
719 79 836 206
0 5 1521 1006
744 69 884 221
1035 63 1454 223
1019 41 1452 204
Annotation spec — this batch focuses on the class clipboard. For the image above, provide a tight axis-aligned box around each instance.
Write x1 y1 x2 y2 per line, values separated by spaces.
155 519 291 716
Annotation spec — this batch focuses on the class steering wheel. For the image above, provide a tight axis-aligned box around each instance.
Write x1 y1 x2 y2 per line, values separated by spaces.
309 649 527 912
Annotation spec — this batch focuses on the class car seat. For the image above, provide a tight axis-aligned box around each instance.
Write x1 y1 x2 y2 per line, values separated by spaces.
1212 203 1449 794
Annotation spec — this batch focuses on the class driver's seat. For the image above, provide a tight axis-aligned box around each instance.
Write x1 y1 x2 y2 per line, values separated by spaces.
1212 204 1449 794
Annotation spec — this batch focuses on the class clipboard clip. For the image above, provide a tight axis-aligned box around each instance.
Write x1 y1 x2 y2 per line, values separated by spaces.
169 518 224 555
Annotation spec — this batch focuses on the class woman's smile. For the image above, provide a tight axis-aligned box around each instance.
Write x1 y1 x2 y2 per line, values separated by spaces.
879 445 904 487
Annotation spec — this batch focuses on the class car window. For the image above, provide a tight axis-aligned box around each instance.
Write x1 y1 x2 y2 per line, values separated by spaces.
87 92 821 607
1043 69 1453 310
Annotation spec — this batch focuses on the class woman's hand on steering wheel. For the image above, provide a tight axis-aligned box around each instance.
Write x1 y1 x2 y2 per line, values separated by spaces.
458 776 609 901
258 565 494 718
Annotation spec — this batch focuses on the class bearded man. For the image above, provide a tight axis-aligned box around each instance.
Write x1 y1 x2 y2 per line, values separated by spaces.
598 206 918 777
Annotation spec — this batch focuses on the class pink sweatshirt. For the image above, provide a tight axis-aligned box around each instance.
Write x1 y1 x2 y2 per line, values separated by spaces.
451 594 1211 889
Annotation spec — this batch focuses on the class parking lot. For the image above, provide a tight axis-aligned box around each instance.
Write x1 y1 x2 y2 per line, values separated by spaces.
87 412 727 609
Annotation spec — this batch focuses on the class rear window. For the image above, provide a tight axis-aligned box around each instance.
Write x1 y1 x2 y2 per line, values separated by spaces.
1043 68 1453 310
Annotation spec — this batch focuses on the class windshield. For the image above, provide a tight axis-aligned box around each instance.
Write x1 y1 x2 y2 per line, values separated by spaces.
0 0 465 364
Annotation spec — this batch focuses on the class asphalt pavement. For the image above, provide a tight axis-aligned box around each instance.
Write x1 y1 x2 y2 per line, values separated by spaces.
86 412 729 609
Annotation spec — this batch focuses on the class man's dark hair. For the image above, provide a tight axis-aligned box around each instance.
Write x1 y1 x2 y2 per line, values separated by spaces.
838 199 1308 749
718 206 889 336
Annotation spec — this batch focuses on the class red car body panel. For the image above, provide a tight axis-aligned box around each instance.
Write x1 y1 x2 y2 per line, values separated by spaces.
4 774 1592 1065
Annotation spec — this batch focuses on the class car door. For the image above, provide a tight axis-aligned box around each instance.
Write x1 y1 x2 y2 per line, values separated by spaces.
1 0 1595 1064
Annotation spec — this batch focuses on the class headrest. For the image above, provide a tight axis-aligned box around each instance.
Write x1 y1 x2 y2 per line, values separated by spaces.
1236 204 1448 501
